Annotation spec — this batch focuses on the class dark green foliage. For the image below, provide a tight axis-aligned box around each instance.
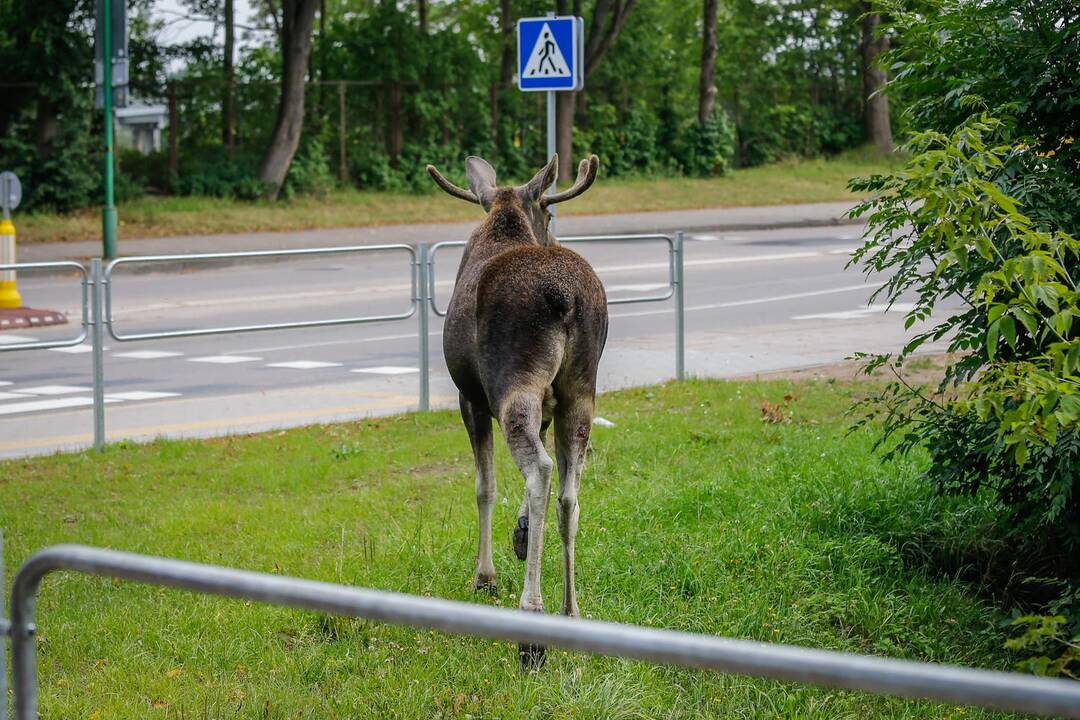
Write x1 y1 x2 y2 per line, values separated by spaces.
172 156 267 200
283 138 336 199
679 110 736 177
851 0 1080 676
2 0 880 208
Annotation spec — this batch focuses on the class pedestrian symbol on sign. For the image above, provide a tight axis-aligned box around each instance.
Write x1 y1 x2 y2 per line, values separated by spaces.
523 24 571 78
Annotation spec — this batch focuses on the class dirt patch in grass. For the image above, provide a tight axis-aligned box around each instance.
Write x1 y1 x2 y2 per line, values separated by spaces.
751 352 959 387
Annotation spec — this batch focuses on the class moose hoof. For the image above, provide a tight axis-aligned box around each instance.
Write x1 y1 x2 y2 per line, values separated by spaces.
518 642 547 671
472 572 497 595
513 515 529 561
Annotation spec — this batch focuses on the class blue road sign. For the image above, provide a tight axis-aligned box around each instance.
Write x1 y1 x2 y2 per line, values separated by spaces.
517 16 583 92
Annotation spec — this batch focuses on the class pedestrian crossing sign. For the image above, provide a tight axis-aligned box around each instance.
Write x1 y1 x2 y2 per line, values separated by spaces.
517 16 583 92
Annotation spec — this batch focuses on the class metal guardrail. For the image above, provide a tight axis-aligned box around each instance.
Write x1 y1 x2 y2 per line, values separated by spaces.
0 233 685 453
4 542 1080 719
104 244 418 341
0 261 89 351
428 232 685 380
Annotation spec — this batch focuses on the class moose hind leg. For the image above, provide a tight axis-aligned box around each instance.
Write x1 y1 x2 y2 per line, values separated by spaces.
555 400 592 618
501 393 553 669
461 395 497 593
516 414 552 562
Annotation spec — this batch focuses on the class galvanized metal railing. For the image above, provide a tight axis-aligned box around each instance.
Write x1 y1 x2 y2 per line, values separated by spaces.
0 233 686 454
3 541 1080 719
427 232 686 380
0 261 89 351
103 244 418 341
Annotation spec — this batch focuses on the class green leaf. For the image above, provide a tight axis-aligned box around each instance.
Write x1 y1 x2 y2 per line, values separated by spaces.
1000 315 1017 350
987 319 1001 360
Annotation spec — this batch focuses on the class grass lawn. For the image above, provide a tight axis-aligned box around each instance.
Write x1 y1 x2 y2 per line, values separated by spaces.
16 150 902 244
0 377 1019 719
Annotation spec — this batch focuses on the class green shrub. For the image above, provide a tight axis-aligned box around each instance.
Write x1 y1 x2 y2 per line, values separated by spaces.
850 114 1079 552
283 138 336 198
173 157 266 200
679 110 736 177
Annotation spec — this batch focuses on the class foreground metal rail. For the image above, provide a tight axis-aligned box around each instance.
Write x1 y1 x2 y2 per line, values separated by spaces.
7 545 1080 719
0 261 89 351
104 244 418 341
427 233 686 380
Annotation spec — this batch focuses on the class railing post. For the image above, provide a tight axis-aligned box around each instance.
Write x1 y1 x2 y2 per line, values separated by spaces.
1 530 7 720
674 230 685 381
417 243 430 411
91 259 106 451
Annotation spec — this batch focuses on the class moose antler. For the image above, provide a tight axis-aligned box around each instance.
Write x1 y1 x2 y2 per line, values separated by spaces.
541 155 599 207
426 164 480 204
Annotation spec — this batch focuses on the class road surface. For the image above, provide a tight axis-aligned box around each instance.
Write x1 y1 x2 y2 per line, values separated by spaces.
0 224 943 458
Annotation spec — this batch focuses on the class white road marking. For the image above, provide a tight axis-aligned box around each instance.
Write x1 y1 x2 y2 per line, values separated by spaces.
691 234 719 241
828 247 859 255
0 396 117 416
595 250 823 275
611 284 872 319
266 361 344 370
224 331 444 355
607 283 670 293
351 366 419 375
19 385 94 396
0 335 40 345
49 343 95 354
0 380 12 386
105 391 182 401
188 355 262 364
792 302 916 321
113 350 184 360
0 392 31 401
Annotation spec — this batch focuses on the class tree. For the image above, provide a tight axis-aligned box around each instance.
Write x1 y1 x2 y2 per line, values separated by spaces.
223 0 236 151
859 2 891 152
489 0 514 143
256 0 320 197
554 0 636 180
698 0 718 122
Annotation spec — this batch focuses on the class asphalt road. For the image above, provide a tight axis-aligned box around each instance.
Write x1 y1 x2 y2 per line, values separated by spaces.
0 224 942 458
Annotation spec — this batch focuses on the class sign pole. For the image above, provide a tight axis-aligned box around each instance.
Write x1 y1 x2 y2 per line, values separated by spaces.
547 89 557 234
102 0 118 260
545 11 558 235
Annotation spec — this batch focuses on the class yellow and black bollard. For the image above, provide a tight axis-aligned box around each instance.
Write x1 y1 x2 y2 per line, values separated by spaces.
0 215 21 309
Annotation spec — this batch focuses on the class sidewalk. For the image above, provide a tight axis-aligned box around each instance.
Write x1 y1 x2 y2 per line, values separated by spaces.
19 201 861 265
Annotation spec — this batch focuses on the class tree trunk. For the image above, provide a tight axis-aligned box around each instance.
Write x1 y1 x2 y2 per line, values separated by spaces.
418 0 427 32
387 81 403 164
223 0 236 153
489 0 513 144
556 91 575 180
256 0 319 198
35 95 58 160
698 0 718 122
860 3 892 153
555 0 637 179
167 82 178 191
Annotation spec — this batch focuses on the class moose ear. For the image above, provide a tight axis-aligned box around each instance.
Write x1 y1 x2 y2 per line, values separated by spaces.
465 156 497 208
524 155 559 201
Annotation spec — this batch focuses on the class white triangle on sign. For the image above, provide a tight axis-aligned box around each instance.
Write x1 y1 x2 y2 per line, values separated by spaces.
523 23 571 78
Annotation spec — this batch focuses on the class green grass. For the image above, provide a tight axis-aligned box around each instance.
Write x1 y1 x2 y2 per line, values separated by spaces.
0 378 1019 719
17 150 902 244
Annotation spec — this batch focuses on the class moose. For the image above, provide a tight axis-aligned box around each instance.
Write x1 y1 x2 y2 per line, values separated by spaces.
426 154 608 668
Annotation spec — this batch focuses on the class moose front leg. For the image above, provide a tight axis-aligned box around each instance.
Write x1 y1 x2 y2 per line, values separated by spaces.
460 395 497 593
